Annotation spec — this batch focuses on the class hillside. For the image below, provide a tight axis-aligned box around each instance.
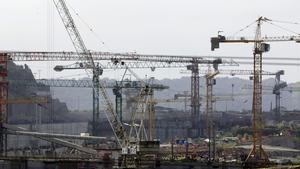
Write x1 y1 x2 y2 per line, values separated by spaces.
7 62 88 124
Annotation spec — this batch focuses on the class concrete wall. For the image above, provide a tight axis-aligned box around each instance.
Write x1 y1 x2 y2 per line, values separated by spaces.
7 122 88 150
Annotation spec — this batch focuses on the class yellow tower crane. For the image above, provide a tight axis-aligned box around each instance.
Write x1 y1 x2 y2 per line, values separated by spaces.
211 16 300 167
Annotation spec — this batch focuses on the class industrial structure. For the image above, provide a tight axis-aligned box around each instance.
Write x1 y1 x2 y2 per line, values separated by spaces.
0 1 299 168
211 16 300 167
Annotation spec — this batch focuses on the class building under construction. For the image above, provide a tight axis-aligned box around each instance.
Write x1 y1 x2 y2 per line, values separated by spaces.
0 1 300 169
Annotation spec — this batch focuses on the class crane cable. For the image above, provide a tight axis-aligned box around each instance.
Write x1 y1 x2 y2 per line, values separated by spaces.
269 19 300 25
264 20 300 35
229 20 257 37
229 18 300 37
64 1 111 52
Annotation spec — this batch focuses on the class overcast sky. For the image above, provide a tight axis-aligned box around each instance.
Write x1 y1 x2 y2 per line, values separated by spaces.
0 0 299 83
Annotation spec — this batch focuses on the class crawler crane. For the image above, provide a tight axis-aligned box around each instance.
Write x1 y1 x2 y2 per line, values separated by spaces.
53 1 160 167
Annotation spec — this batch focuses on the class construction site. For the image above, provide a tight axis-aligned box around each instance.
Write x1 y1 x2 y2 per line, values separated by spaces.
0 0 300 169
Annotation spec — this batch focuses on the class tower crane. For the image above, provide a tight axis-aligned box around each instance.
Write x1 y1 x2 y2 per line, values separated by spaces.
113 70 128 123
243 70 300 122
205 62 220 163
273 70 286 121
187 59 221 138
211 16 300 166
181 68 276 137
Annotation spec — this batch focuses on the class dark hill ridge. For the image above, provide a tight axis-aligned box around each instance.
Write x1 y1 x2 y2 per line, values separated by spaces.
7 62 88 124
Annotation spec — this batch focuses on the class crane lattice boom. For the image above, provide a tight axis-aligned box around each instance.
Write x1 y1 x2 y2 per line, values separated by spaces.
53 0 125 144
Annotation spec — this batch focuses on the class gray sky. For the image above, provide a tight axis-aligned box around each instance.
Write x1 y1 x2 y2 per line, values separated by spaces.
0 0 300 82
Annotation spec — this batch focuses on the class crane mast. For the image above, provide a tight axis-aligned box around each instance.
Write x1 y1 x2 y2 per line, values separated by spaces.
205 62 220 162
189 60 200 137
249 17 269 165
